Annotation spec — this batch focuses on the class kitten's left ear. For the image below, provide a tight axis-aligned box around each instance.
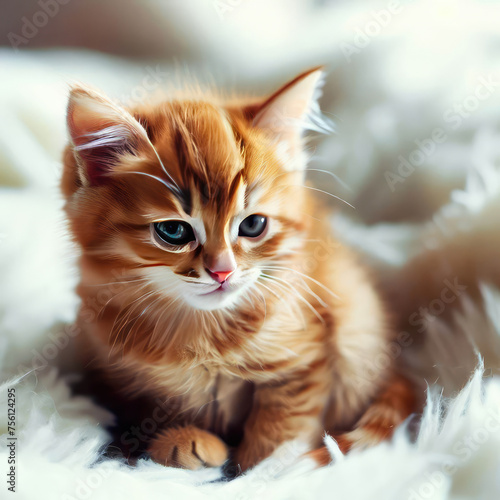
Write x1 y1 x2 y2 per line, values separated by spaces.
246 67 332 144
67 84 151 186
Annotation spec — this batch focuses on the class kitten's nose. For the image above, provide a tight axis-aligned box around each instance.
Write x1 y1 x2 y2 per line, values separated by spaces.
206 269 234 284
204 249 236 284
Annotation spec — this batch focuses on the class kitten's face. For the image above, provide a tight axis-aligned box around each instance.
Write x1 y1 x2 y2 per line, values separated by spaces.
63 69 326 311
141 158 300 312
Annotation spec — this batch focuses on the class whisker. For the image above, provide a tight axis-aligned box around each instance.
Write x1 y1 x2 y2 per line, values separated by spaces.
262 272 328 308
120 171 180 198
256 279 305 328
260 275 325 325
148 144 182 194
305 168 353 192
300 185 355 209
132 120 183 195
262 265 341 301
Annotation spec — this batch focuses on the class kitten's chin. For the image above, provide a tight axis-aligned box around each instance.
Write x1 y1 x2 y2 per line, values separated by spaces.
183 286 246 311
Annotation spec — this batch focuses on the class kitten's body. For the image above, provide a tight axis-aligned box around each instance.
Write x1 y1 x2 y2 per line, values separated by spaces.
62 69 416 470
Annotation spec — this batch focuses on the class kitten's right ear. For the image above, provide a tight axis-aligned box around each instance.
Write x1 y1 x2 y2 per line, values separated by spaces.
67 85 150 186
243 67 332 143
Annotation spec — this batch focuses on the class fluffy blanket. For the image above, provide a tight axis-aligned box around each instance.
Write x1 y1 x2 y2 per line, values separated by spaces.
1 2 500 496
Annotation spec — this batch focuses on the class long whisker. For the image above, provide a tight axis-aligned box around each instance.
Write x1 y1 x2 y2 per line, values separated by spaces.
262 265 341 301
262 272 328 308
120 171 180 198
134 124 182 194
260 275 325 325
256 279 305 329
268 169 354 209
305 168 353 192
280 166 352 193
301 185 355 209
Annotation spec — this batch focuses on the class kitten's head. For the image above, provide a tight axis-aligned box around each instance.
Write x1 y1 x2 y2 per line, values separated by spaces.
62 68 330 311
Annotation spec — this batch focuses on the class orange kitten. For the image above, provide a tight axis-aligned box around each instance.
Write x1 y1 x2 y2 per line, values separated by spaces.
62 68 416 471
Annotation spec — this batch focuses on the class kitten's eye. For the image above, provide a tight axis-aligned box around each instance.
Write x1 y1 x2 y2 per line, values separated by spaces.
238 215 268 238
154 220 195 245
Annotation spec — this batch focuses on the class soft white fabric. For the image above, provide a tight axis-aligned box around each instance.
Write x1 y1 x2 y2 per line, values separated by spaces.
1 1 500 497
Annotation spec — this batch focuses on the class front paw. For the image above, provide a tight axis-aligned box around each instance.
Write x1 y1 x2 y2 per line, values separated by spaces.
148 426 228 470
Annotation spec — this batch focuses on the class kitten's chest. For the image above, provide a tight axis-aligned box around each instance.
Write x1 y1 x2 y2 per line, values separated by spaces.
149 362 254 444
198 371 254 444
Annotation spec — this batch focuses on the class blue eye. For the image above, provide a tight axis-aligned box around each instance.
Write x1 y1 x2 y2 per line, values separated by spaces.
154 221 195 245
238 215 267 238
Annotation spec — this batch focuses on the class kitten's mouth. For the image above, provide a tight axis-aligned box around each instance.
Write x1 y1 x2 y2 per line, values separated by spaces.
185 279 251 310
200 282 232 295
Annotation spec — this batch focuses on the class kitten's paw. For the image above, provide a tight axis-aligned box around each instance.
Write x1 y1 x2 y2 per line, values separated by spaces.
148 426 228 470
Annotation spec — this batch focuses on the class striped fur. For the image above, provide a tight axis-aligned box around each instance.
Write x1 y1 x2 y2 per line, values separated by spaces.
62 69 417 471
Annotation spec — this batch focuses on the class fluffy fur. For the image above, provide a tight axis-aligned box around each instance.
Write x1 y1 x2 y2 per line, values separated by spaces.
60 69 416 470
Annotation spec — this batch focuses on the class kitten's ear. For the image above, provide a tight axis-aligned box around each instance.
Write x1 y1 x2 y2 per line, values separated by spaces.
247 67 331 144
67 85 150 186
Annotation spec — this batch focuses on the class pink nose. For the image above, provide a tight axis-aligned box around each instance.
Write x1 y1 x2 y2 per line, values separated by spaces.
206 269 234 283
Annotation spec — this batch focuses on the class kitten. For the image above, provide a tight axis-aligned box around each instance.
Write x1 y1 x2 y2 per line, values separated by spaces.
61 68 416 471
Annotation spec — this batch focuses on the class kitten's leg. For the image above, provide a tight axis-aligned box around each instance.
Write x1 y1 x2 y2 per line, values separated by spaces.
235 374 328 471
308 374 417 466
148 426 229 470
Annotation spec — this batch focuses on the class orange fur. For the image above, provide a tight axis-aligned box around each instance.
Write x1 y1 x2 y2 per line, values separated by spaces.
62 69 417 471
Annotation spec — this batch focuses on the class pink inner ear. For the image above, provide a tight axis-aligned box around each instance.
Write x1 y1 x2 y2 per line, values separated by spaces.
67 91 139 186
251 68 326 139
75 141 129 186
